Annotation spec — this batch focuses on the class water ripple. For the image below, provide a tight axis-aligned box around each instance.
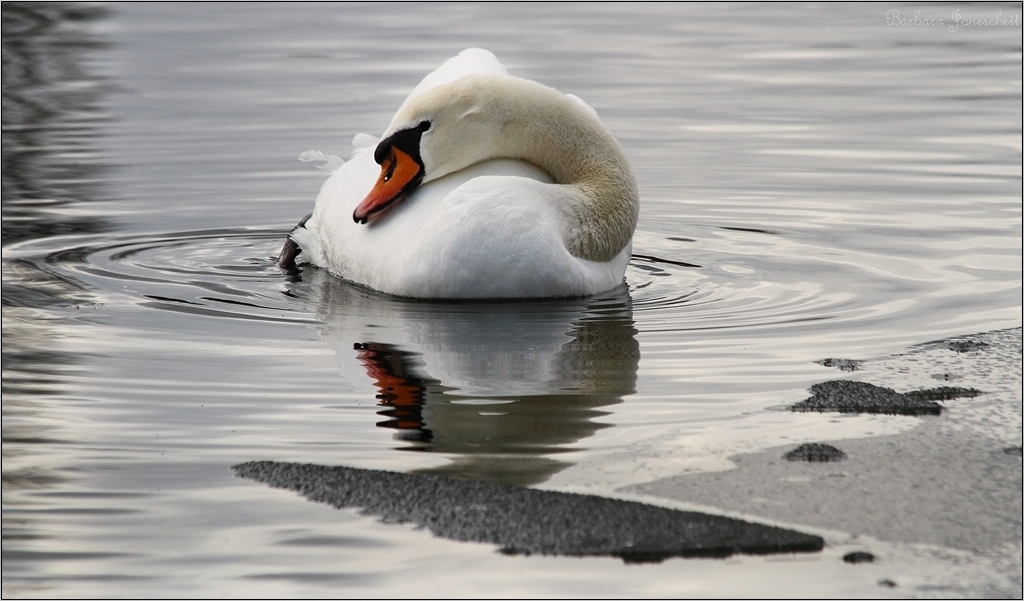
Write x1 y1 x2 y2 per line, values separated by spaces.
36 228 315 324
11 227 876 343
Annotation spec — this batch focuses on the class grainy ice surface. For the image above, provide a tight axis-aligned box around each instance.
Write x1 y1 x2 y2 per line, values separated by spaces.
3 3 1021 597
232 462 824 562
788 380 979 415
630 328 1023 597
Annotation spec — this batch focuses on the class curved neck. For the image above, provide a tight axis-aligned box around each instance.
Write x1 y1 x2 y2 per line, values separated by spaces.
400 75 640 263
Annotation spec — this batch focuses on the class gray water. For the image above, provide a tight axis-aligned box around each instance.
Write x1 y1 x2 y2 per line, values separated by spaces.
3 3 1021 597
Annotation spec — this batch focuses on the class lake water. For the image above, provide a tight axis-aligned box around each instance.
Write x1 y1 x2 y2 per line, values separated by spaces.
3 3 1021 597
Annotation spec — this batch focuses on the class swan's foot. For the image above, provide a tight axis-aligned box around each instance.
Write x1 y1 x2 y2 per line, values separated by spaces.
277 214 311 273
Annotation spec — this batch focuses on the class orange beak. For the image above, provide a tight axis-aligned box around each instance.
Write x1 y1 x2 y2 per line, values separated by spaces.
353 147 423 223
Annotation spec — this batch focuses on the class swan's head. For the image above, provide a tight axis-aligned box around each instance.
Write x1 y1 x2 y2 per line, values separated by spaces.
352 75 515 224
352 119 431 224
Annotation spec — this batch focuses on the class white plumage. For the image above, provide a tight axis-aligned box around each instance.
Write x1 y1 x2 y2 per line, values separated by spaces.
286 49 638 299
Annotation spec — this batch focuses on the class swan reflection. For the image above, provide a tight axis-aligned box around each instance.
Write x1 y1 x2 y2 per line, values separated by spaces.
303 269 639 485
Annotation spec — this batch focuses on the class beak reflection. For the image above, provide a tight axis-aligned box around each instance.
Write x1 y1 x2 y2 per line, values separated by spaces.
305 272 638 486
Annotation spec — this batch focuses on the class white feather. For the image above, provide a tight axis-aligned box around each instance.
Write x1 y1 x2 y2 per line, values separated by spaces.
299 150 345 173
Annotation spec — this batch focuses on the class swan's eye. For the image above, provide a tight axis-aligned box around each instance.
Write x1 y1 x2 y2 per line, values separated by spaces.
417 120 431 132
381 153 397 182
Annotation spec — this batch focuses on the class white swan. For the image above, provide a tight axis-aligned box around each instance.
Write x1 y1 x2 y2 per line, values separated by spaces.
281 49 639 299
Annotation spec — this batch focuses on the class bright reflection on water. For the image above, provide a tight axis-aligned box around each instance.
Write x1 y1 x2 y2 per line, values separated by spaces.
2 2 1021 597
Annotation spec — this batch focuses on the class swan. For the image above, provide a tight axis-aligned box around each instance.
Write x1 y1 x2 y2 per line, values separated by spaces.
279 48 639 299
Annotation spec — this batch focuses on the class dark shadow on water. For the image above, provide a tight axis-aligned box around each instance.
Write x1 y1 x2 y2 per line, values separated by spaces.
2 2 115 248
294 270 640 486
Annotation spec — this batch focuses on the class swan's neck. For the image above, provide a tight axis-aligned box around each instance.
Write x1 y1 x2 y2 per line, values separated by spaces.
400 75 640 263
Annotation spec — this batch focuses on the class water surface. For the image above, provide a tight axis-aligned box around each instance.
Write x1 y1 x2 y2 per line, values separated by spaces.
3 3 1021 597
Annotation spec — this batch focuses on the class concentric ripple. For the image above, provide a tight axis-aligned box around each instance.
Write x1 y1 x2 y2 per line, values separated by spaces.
14 227 877 339
36 228 318 325
623 249 858 337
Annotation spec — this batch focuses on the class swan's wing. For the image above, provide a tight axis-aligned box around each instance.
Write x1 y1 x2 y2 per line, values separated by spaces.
397 48 507 114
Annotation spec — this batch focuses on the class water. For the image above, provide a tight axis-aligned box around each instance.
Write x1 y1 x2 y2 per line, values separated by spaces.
3 3 1021 596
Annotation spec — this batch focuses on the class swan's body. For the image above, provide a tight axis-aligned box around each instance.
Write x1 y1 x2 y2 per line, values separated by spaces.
284 49 638 299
